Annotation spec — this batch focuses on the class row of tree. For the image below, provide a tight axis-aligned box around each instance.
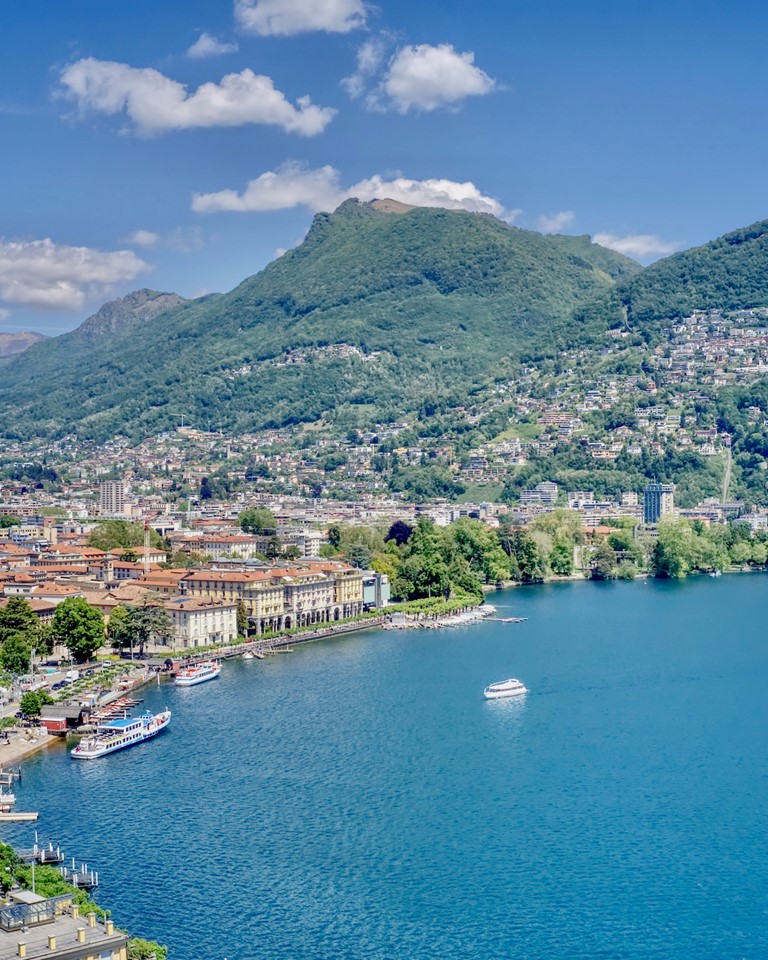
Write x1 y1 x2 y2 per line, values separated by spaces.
0 595 175 674
0 596 104 672
323 511 768 595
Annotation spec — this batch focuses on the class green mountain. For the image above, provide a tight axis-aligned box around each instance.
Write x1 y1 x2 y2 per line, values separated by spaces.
0 200 639 441
574 217 768 340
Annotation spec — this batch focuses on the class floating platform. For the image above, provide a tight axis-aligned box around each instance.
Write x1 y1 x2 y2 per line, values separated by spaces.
0 812 38 822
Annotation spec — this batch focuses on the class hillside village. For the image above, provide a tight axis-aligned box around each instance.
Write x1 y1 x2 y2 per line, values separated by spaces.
0 304 767 657
3 306 768 519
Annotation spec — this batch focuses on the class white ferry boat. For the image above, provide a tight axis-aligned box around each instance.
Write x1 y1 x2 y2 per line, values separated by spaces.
483 678 528 700
174 660 221 687
71 709 171 760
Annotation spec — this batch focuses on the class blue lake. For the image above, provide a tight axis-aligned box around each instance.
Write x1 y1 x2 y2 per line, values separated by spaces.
7 575 768 959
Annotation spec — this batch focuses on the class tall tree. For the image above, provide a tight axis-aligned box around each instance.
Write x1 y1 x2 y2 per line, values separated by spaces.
119 603 173 654
0 597 39 643
51 597 105 663
0 634 34 676
385 520 413 546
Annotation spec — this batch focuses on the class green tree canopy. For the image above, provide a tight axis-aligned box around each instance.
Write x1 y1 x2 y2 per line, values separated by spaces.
19 689 52 718
88 520 162 551
237 508 277 535
52 597 105 663
114 603 173 653
0 597 39 643
0 633 34 676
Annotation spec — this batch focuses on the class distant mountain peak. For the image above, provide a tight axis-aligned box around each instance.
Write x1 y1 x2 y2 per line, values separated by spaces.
74 288 187 341
0 331 48 361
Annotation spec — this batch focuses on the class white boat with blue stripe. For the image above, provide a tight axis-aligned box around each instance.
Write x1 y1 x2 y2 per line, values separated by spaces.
71 709 171 759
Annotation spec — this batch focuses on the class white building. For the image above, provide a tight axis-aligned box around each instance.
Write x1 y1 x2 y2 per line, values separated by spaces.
99 481 126 516
165 596 238 648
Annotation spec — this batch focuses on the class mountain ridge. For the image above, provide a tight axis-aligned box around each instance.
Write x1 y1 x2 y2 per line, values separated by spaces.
0 200 639 441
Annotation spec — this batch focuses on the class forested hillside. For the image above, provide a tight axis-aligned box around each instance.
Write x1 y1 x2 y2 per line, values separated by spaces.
574 218 768 341
0 200 638 441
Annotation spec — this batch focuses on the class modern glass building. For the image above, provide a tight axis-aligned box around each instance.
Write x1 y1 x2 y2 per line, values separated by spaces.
643 482 675 524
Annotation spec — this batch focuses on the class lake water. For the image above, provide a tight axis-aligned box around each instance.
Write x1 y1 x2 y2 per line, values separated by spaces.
6 575 768 959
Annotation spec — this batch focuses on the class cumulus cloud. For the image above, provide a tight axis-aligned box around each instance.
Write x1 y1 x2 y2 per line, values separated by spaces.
342 37 387 99
192 162 508 218
235 0 366 35
537 211 575 234
187 32 239 58
59 58 336 137
593 232 679 260
372 43 495 113
0 239 149 311
122 229 161 247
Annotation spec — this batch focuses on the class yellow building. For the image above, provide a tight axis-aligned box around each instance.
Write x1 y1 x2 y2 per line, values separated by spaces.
0 895 129 960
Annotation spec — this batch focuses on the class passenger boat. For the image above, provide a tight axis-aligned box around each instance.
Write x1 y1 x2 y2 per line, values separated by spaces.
483 678 528 700
71 709 171 760
174 660 221 686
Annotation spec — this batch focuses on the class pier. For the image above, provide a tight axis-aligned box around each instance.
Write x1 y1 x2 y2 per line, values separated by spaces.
60 859 99 890
17 841 64 865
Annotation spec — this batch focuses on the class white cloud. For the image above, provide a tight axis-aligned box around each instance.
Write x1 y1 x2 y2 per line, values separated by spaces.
235 0 367 36
593 232 679 260
537 211 575 234
0 308 10 323
0 239 149 311
342 37 387 99
193 163 343 213
122 229 161 247
192 162 508 218
59 58 336 137
374 43 495 113
187 32 239 59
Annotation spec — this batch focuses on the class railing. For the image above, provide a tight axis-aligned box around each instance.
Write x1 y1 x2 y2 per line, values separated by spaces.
0 893 73 930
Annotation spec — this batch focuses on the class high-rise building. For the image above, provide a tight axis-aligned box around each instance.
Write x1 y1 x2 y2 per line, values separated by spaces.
99 480 125 516
643 482 675 524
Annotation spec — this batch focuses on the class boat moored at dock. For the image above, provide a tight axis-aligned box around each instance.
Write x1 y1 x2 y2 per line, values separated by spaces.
71 709 171 759
174 660 221 687
483 678 528 700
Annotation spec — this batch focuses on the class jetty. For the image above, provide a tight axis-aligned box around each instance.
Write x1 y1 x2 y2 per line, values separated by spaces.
17 841 64 865
60 860 99 890
0 812 37 822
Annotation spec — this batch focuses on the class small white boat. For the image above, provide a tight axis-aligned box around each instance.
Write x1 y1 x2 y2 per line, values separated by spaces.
483 678 528 700
242 652 255 661
71 710 171 759
174 660 221 687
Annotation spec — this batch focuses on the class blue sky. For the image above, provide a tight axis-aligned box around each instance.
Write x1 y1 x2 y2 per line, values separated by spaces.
2 0 768 334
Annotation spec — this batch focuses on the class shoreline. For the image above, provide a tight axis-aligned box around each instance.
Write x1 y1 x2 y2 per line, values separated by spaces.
0 727 56 768
11 565 756 765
